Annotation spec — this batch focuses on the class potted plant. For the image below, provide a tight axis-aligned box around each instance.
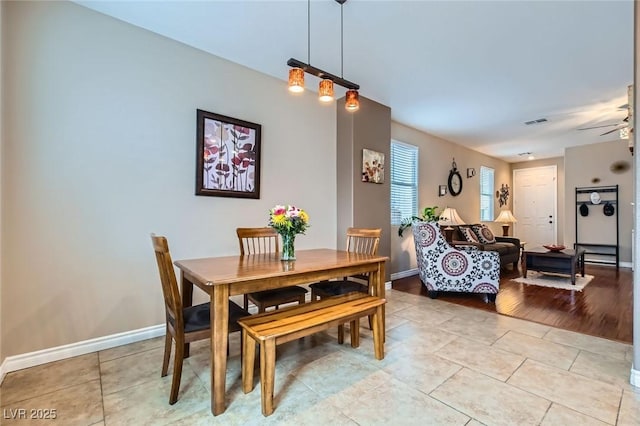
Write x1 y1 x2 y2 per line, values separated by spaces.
398 206 440 237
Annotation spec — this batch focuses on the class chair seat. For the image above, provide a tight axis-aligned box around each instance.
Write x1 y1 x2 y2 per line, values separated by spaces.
309 280 368 298
181 301 249 333
248 286 308 304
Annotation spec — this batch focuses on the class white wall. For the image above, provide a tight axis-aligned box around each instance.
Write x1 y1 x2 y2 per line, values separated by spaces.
0 0 4 364
1 1 336 358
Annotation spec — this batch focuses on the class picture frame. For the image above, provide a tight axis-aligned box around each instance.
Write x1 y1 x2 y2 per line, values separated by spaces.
196 109 261 199
361 148 385 184
439 185 447 196
467 168 476 178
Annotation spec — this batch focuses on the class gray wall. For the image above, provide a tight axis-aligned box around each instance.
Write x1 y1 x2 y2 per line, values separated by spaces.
336 97 391 281
1 1 337 359
564 140 634 263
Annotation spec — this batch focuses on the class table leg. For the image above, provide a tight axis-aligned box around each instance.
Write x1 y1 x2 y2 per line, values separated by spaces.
522 255 528 278
571 255 577 285
580 252 585 277
370 261 386 343
180 271 193 358
211 284 229 416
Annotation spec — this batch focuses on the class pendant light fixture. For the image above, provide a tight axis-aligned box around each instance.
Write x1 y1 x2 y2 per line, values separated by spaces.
287 0 360 111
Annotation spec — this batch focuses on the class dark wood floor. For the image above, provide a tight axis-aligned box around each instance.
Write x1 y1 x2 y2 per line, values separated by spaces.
392 264 633 343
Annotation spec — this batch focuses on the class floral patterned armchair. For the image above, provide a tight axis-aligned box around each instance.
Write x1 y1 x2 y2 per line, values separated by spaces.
412 222 500 302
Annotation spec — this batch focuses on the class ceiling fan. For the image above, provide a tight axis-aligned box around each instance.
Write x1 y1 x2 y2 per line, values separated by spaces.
577 104 630 136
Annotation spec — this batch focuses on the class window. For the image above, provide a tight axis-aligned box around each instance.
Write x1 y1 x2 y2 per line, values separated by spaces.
480 166 495 221
390 141 418 225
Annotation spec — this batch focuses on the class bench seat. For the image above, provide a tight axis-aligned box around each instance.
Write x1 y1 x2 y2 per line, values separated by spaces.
238 292 386 416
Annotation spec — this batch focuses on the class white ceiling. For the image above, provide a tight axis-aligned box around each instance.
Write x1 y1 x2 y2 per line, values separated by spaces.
76 0 634 163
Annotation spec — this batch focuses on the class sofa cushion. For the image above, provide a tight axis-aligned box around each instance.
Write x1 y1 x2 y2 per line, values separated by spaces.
483 242 517 256
472 224 496 244
459 226 480 243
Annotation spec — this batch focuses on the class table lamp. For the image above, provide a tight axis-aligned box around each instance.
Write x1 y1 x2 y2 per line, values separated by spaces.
495 209 517 236
439 207 465 242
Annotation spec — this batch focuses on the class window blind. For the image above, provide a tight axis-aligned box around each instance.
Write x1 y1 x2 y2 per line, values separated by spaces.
391 141 418 225
480 166 495 221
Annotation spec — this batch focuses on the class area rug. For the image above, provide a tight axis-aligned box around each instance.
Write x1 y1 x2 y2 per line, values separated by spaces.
511 271 594 291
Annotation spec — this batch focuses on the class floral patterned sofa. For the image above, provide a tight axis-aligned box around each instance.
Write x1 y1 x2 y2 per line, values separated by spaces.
412 221 500 302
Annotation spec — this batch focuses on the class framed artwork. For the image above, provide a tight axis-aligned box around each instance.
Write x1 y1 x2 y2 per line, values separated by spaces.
361 149 385 184
196 109 261 198
439 185 447 196
467 168 476 178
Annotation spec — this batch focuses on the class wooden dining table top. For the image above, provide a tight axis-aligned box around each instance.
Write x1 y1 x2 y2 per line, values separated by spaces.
174 248 389 287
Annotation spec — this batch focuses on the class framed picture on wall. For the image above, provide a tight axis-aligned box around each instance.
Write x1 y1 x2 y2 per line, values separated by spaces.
196 109 261 198
362 149 385 184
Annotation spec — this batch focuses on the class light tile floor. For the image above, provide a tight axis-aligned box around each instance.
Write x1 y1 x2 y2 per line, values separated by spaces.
1 289 639 425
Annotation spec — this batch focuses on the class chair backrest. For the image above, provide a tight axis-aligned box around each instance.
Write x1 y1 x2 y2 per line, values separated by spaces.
345 227 381 255
236 227 279 255
151 234 183 328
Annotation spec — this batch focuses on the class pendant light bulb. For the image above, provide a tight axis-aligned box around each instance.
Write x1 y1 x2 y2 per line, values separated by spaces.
318 79 334 102
345 89 360 111
288 68 305 93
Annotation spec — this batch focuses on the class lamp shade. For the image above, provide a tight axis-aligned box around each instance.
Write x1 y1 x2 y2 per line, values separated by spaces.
345 89 360 111
439 207 465 226
495 210 517 223
288 67 305 93
318 79 334 102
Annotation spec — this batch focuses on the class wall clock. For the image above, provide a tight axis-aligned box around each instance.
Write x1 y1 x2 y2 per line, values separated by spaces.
448 159 463 196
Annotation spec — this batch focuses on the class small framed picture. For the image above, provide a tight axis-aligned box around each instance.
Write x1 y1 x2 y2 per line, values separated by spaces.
439 185 447 196
467 168 476 178
362 149 385 184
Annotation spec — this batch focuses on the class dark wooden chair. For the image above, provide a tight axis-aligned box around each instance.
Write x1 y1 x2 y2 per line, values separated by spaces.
151 234 249 405
237 227 308 313
309 227 382 342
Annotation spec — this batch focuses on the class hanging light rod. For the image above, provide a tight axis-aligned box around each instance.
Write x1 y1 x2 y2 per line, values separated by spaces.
286 58 359 91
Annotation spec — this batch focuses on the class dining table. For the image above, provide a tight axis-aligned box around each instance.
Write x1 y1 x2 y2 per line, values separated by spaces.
173 248 388 416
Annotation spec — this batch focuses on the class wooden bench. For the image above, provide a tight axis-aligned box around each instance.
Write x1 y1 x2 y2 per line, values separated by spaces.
238 292 386 416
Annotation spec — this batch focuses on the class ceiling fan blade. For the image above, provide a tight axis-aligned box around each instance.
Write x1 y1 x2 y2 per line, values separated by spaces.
600 127 622 136
577 124 620 131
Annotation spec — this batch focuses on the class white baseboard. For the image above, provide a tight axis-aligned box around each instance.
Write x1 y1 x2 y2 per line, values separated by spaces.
631 365 640 388
0 324 165 385
391 269 418 281
620 261 632 268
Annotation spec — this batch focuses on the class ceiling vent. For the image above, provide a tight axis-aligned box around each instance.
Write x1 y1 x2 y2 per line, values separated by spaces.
524 118 548 125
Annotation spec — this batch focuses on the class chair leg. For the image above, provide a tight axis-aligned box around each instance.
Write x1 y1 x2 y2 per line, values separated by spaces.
367 315 373 330
297 295 305 305
350 319 360 348
337 324 345 344
487 293 497 303
169 337 184 405
161 331 172 377
244 294 250 311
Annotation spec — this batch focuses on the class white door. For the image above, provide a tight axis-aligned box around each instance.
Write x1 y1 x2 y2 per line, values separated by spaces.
513 166 557 249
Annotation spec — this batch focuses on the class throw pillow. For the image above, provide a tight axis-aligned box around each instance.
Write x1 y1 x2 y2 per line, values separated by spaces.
471 224 496 244
459 226 480 243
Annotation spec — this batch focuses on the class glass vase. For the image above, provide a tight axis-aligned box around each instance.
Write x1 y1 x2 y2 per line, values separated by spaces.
280 233 296 261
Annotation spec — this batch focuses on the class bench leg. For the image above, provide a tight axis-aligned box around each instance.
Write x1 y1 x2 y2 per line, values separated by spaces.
242 330 256 394
372 306 384 360
337 324 345 344
260 339 276 416
350 319 360 348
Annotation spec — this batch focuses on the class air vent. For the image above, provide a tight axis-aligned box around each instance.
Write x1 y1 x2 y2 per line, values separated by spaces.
518 152 532 156
524 118 548 125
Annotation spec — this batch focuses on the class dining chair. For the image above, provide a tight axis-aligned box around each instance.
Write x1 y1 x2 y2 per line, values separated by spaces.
151 234 249 405
308 227 382 342
236 227 308 313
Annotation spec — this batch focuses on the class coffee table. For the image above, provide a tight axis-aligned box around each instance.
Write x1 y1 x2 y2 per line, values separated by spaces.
522 247 586 285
